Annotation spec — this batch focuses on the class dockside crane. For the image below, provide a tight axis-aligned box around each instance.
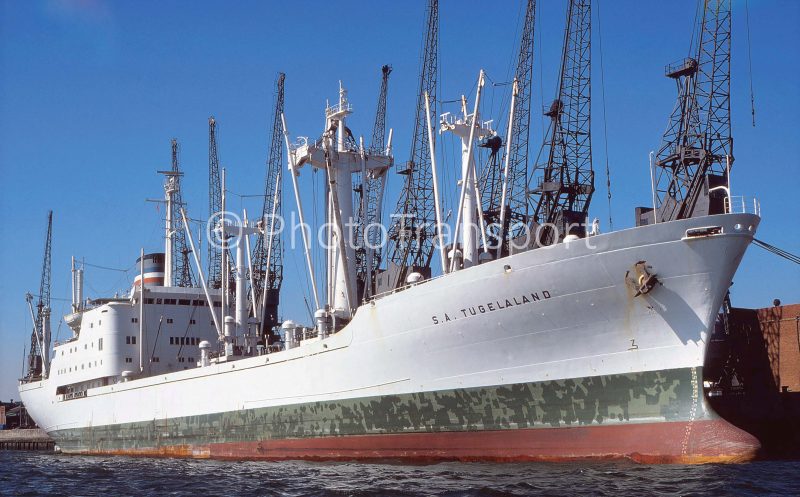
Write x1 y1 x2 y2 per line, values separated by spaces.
250 73 285 342
383 0 438 291
208 116 223 288
531 0 594 245
648 0 732 224
480 0 537 254
24 211 53 381
355 64 392 298
170 139 194 287
370 65 392 155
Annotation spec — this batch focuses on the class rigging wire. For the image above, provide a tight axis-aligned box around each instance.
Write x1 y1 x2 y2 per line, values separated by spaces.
291 244 314 323
53 302 66 345
527 120 553 192
596 0 613 230
27 294 72 302
82 261 132 273
507 0 526 84
537 0 546 145
752 239 800 265
493 0 527 143
175 303 200 359
485 71 497 128
22 311 30 377
688 0 702 57
745 0 756 127
78 260 136 296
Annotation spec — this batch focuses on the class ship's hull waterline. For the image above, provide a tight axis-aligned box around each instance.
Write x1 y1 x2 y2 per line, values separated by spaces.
20 213 761 462
48 367 757 463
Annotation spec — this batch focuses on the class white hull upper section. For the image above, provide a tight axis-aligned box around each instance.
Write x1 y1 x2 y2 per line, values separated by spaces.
20 213 758 435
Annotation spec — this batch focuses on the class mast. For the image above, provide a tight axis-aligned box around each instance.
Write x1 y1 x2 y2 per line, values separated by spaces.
325 83 357 318
650 0 732 223
441 71 491 271
531 0 594 245
284 83 392 317
158 164 183 287
70 256 84 313
138 248 145 373
251 73 285 340
384 0 438 288
164 168 173 286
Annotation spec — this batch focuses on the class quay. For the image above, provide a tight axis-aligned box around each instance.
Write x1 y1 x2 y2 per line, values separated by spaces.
0 429 54 451
708 302 800 458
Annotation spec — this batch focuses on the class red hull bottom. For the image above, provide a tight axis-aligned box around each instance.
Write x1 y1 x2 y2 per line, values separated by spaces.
83 418 760 464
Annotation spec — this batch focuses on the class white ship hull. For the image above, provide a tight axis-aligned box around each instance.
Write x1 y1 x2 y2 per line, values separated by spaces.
20 213 761 462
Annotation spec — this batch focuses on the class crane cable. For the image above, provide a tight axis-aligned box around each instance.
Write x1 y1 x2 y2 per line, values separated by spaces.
596 0 613 231
745 0 756 127
753 238 800 265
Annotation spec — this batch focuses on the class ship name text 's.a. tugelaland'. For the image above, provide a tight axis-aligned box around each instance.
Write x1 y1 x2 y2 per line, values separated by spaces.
431 290 553 325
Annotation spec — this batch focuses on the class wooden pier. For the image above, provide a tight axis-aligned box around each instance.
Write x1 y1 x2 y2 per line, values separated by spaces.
0 429 54 451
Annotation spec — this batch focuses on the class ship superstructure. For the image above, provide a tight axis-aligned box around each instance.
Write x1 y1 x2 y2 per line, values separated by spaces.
37 169 228 400
19 0 764 463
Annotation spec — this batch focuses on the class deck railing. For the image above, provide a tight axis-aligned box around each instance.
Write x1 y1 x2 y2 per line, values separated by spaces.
725 196 761 216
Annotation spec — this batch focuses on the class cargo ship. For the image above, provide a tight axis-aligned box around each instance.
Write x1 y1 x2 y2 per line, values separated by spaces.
19 0 761 462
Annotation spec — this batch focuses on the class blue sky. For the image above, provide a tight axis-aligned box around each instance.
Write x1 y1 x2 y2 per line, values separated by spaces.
1 0 798 401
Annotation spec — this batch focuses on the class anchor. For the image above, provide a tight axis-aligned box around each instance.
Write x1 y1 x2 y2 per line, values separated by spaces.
626 261 659 297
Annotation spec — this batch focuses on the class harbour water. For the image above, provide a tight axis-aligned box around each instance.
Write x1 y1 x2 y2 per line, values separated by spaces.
1 451 798 496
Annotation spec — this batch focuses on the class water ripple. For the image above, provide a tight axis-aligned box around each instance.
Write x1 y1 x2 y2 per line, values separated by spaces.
0 452 798 497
